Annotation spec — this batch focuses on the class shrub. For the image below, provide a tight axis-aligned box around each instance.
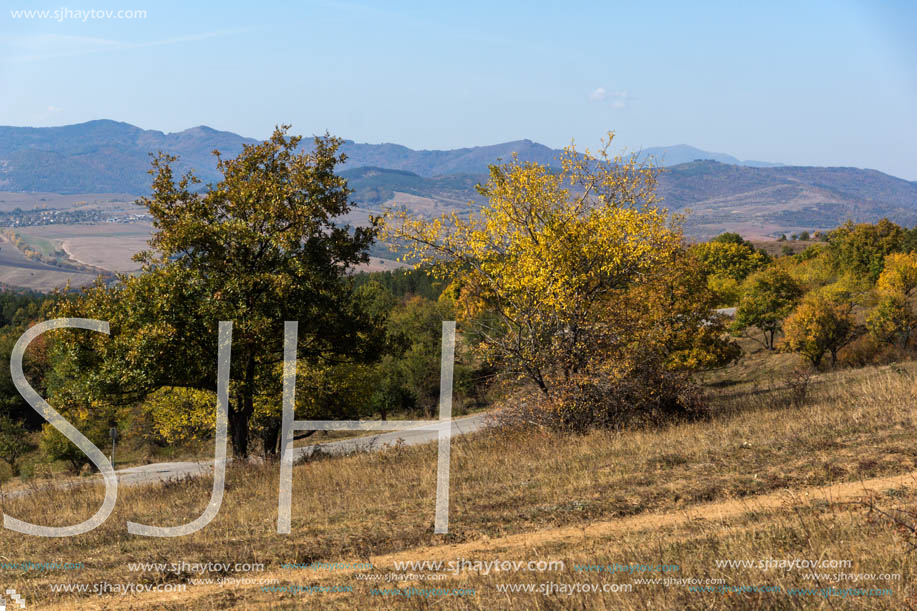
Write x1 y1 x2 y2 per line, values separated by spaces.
0 415 36 476
496 353 705 434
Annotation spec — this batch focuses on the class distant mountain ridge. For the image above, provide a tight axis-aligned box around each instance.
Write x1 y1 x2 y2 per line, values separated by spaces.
638 144 783 168
2 120 916 239
341 162 917 239
0 120 791 194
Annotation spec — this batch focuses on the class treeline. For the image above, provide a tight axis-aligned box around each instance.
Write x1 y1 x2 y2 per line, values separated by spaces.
0 291 53 475
693 221 917 367
0 270 485 475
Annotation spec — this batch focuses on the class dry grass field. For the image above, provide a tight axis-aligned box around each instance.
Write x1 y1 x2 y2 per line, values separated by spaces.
0 234 98 290
0 353 914 609
19 223 154 273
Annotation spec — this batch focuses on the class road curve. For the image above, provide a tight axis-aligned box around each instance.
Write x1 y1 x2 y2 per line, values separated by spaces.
4 413 490 497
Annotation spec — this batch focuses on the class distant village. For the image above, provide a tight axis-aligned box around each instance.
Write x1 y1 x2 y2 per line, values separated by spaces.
0 208 150 227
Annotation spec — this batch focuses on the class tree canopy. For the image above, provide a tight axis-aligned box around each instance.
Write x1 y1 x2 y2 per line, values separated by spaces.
53 127 384 457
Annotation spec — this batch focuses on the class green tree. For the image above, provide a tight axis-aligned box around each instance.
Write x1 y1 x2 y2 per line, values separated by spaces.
53 127 384 457
0 415 35 476
732 268 802 350
691 240 770 281
690 240 770 306
827 219 904 282
711 232 748 245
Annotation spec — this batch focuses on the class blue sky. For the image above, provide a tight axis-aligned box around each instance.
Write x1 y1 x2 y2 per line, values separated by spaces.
1 0 916 178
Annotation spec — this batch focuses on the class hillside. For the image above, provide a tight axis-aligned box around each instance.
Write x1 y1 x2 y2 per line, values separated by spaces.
2 121 917 242
0 120 789 193
343 163 917 239
658 161 917 238
2 353 914 609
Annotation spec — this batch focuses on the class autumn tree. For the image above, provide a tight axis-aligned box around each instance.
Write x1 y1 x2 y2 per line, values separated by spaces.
691 237 770 305
867 252 917 347
731 267 802 349
779 289 857 368
52 127 383 458
622 249 740 370
385 134 683 399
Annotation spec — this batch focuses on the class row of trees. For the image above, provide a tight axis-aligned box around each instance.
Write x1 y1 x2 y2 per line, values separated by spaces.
5 126 917 473
721 220 917 368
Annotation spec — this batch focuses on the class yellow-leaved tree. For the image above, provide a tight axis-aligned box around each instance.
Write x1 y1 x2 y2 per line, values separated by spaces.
867 252 917 347
780 285 857 368
385 134 734 430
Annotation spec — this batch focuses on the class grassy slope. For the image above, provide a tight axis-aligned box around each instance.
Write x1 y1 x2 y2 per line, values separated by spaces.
0 355 915 609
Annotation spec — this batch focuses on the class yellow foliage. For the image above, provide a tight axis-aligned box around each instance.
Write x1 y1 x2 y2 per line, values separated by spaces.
779 290 856 368
383 132 681 391
876 252 917 298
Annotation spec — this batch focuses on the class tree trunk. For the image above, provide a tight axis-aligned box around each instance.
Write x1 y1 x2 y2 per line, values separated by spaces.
230 354 256 458
230 408 251 459
260 421 281 458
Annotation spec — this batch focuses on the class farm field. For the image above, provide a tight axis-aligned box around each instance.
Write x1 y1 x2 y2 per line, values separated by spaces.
18 223 154 273
0 233 97 290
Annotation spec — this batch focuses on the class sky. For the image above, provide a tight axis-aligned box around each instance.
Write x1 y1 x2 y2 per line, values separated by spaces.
1 0 916 179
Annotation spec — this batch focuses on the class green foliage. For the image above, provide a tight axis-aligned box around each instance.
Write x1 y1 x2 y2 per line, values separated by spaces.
0 293 54 431
866 252 917 348
354 266 445 301
732 268 802 350
0 415 35 475
691 241 770 281
38 414 109 474
711 232 748 245
51 127 384 457
827 219 905 282
691 240 770 305
867 295 913 348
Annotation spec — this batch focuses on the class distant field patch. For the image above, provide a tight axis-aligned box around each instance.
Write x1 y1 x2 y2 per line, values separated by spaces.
19 223 153 272
0 234 97 290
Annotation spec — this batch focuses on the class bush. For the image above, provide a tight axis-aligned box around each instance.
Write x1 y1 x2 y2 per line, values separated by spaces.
495 355 705 434
0 415 36 476
39 416 109 474
837 333 903 368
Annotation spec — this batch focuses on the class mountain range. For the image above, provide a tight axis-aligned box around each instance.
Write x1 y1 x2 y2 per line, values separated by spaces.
0 120 782 192
2 120 917 239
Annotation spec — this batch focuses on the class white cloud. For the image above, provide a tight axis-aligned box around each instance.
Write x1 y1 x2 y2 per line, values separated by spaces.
589 87 607 101
47 105 63 113
590 87 633 108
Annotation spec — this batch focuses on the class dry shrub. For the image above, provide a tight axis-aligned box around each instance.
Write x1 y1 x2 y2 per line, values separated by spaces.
494 355 706 434
786 367 812 407
838 333 906 368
